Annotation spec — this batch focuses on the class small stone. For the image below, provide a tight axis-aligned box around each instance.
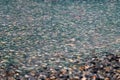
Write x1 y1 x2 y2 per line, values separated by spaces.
84 65 90 69
50 68 56 74
8 77 15 80
15 73 19 76
92 75 97 80
68 68 73 75
70 38 76 42
74 76 79 79
105 77 110 80
24 67 35 71
30 70 36 76
60 69 66 74
0 41 6 44
50 76 56 79
58 66 62 68
73 65 78 70
6 70 15 76
68 59 74 63
81 77 86 80
15 70 22 73
104 67 111 72
79 66 85 71
50 58 55 61
28 77 36 80
116 69 120 73
25 75 29 78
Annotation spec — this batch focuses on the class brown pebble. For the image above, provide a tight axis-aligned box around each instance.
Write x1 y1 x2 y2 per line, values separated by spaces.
60 69 66 74
104 67 111 72
105 77 110 80
116 69 120 73
8 77 15 80
79 66 85 71
84 65 90 69
92 75 97 80
50 76 56 80
30 70 36 76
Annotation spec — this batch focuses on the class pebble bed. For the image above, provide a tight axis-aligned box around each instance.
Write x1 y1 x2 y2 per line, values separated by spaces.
0 0 120 80
0 52 120 80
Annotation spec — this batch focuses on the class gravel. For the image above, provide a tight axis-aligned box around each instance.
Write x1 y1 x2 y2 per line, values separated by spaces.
0 0 120 80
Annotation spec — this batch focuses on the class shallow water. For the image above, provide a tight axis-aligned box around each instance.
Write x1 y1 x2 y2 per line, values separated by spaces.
0 0 120 55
